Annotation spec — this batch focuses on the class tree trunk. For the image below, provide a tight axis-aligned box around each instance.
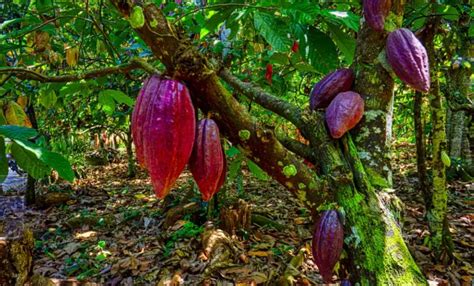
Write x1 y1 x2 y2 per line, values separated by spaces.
351 1 405 188
109 2 426 284
420 16 453 261
414 91 430 209
447 109 465 158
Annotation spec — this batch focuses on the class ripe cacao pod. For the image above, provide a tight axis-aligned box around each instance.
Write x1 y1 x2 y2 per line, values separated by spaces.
310 69 354 109
189 119 225 201
133 78 196 198
386 28 430 92
363 0 391 32
312 210 344 283
325 91 364 139
131 75 161 167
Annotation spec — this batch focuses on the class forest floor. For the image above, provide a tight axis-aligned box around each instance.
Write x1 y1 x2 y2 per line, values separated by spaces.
3 144 473 285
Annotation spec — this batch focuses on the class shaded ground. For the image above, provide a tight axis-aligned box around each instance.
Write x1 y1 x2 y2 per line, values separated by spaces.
1 144 472 285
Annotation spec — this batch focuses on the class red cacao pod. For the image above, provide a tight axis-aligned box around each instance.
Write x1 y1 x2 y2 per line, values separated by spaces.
363 0 391 32
310 69 354 109
189 119 225 201
325 91 364 139
132 75 161 167
386 28 430 92
312 210 344 283
136 78 196 198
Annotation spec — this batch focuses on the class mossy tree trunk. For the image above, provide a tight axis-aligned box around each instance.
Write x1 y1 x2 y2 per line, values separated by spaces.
351 2 405 189
414 91 431 209
420 16 454 261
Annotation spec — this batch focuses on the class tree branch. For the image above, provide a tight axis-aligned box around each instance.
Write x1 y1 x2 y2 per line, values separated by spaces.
0 58 158 83
109 1 331 209
276 133 316 162
219 68 304 128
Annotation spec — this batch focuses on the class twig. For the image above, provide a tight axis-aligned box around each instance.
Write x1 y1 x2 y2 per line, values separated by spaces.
0 58 160 83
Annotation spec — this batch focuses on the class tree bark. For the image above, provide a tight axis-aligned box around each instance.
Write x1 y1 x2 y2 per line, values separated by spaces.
414 91 431 208
351 1 405 188
420 16 453 261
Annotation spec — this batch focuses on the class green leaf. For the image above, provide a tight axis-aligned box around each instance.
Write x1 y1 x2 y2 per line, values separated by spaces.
254 12 292 52
13 139 75 182
296 25 339 74
328 23 356 65
0 137 8 183
0 125 38 141
247 159 268 181
269 52 290 65
228 156 243 181
321 9 360 31
98 93 116 115
38 89 57 108
11 142 50 180
99 89 134 106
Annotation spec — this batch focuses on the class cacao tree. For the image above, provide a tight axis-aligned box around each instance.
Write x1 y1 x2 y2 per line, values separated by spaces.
1 0 470 284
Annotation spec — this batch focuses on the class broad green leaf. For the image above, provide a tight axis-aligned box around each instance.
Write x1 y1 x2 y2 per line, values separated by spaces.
36 0 54 13
14 139 75 182
321 9 360 31
296 25 339 74
247 159 269 181
327 23 356 64
38 89 57 108
99 89 134 106
98 93 116 115
254 12 292 52
0 125 38 141
269 52 290 65
0 137 8 183
11 142 50 179
228 156 243 181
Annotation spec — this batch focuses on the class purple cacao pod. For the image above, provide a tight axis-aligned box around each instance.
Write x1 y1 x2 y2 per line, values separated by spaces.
312 210 344 283
135 78 195 198
363 0 392 32
325 91 364 139
386 28 430 92
189 119 225 201
310 69 354 109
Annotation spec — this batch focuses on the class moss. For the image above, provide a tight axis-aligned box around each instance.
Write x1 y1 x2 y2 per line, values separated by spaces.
366 167 391 188
283 164 297 178
298 183 306 189
238 129 251 141
296 190 307 203
364 110 385 123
